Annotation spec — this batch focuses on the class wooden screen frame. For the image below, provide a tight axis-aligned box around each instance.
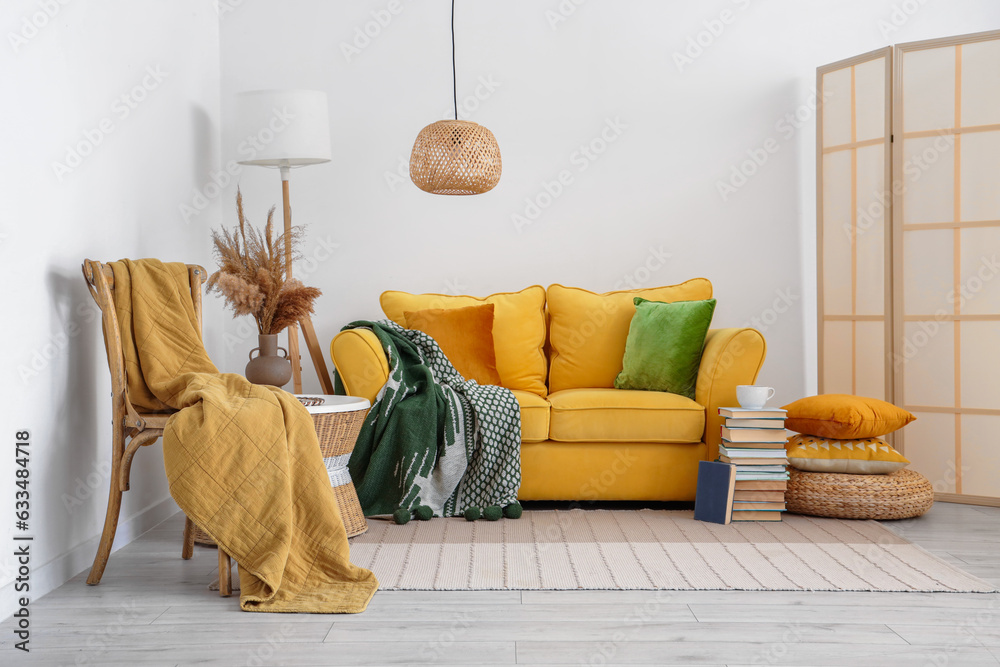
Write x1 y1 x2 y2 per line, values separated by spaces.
892 29 1000 507
816 47 894 410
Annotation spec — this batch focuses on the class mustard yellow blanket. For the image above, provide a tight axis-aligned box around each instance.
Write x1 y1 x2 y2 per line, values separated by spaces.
110 259 378 613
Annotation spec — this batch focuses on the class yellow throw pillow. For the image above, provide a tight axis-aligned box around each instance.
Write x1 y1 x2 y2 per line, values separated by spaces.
783 394 916 439
786 434 910 474
404 304 502 386
546 280 713 393
381 286 547 396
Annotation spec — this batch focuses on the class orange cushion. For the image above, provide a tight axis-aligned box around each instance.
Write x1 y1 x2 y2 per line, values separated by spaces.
783 394 916 439
381 286 547 396
404 304 502 386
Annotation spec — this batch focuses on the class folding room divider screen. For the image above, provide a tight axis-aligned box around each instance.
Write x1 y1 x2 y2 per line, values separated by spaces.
816 47 893 405
817 29 1000 506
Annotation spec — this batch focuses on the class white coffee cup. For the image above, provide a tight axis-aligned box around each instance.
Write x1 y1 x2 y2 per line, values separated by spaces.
737 385 776 409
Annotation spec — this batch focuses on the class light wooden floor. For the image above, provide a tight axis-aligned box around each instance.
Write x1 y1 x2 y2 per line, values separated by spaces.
2 502 998 666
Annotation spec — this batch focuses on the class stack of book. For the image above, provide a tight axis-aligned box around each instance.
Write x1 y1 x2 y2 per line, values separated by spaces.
718 406 789 521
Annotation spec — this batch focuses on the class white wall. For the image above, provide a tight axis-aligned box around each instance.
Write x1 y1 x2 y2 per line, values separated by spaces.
217 0 1000 404
0 0 222 619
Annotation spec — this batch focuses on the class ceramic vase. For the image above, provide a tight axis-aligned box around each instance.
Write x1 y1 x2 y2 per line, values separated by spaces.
245 334 292 387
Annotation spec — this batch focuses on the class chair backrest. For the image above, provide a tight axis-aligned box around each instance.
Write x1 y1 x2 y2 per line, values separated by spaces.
82 259 207 423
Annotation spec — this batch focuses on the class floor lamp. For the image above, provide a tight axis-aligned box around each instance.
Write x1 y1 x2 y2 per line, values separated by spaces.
234 89 335 394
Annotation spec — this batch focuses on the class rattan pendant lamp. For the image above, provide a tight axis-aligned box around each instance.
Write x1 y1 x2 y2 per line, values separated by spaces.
409 0 501 195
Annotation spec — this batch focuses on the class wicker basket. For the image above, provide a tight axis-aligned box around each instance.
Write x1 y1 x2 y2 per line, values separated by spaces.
192 523 216 546
311 408 369 538
786 468 934 520
311 409 367 458
190 406 370 547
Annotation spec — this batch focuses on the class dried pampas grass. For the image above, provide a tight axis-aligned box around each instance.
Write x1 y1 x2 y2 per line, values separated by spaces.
207 188 322 335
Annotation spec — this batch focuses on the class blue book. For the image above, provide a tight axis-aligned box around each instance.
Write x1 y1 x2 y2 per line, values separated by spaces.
694 461 736 525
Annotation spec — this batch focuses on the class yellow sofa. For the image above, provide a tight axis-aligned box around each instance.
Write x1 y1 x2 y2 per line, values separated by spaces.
330 280 767 502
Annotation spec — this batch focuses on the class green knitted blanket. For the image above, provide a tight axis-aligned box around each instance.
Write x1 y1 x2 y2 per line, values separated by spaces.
343 320 521 517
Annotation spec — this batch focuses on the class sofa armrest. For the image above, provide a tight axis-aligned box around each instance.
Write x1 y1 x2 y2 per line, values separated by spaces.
330 329 390 404
695 328 767 459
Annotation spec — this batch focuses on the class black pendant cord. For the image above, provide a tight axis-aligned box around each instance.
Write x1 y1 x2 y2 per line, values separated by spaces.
451 0 458 120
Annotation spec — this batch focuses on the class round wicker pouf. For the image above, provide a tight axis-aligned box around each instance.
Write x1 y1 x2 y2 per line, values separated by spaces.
786 468 934 520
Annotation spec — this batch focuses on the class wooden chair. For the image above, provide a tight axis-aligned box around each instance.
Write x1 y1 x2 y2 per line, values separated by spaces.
82 259 234 596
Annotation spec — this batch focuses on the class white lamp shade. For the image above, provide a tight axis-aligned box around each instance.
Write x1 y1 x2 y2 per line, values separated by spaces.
234 89 331 167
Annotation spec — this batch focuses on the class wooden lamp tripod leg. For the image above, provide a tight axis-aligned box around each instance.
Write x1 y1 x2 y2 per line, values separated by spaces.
281 168 304 394
280 167 335 395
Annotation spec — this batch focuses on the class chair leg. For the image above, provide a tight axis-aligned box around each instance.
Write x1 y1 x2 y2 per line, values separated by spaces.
182 516 195 560
87 439 124 586
218 549 233 597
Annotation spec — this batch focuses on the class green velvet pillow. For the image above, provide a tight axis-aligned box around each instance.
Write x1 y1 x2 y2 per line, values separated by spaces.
614 297 716 399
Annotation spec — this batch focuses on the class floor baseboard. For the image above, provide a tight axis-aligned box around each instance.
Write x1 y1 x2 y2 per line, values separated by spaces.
0 495 180 621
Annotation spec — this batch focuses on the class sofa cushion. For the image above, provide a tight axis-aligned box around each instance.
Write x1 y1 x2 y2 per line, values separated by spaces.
615 297 717 399
511 390 549 443
381 286 547 396
782 394 916 439
785 434 910 474
404 304 502 386
548 388 705 444
546 280 714 393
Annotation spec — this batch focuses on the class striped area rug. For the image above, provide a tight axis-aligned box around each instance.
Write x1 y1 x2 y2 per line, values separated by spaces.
348 509 995 593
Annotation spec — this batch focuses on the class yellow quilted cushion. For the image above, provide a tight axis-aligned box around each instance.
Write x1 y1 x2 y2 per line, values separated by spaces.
547 280 713 393
786 434 910 474
511 390 549 443
381 286 547 397
548 388 705 443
